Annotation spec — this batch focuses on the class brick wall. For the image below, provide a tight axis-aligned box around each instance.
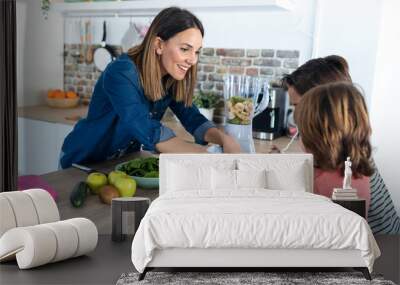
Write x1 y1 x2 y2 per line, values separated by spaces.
63 44 123 104
64 45 299 104
197 48 299 96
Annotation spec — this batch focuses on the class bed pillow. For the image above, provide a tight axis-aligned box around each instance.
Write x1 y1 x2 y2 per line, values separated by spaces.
211 169 268 190
237 158 309 191
236 169 268 189
266 163 307 191
166 160 236 192
167 162 211 191
211 168 237 191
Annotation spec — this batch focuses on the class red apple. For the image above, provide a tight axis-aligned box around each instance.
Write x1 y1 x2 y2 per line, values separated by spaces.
98 185 120 205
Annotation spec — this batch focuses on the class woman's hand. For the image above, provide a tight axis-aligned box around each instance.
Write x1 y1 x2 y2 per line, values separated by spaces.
204 128 241 153
221 134 241 153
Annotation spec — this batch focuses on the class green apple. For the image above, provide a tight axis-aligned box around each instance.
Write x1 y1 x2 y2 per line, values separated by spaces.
108 170 128 186
86 172 108 194
114 176 137 197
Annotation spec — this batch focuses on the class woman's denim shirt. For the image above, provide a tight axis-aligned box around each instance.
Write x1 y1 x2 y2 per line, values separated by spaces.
60 54 215 169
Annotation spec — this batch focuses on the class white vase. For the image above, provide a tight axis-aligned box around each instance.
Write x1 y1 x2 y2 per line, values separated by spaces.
198 108 214 121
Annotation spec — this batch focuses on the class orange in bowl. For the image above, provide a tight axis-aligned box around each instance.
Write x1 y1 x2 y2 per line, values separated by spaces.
66 91 78 99
47 89 65 99
47 89 56 98
46 89 79 108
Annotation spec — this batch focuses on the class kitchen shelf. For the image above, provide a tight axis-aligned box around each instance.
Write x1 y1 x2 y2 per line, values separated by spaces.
53 0 294 17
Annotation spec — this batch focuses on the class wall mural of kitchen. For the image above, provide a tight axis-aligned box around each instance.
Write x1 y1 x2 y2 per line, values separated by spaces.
12 2 400 284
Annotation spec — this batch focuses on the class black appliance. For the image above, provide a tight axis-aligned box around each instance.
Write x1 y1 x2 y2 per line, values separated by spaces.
252 87 289 140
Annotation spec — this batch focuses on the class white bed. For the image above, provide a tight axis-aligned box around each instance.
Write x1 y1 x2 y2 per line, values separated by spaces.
131 154 380 280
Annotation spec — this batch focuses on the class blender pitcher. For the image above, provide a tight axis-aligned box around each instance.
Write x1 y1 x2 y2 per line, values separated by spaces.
223 75 270 153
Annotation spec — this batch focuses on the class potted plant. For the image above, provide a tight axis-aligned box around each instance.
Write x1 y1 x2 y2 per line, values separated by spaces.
193 90 220 121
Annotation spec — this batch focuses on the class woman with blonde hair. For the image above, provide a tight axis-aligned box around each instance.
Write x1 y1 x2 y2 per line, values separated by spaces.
294 82 374 211
60 7 240 168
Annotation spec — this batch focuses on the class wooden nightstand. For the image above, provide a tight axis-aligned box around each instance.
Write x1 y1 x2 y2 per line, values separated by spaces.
332 198 366 219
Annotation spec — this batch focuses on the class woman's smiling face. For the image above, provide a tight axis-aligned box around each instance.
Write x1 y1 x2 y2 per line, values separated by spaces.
156 28 203 80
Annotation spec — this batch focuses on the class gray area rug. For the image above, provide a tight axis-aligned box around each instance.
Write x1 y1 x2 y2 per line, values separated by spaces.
116 271 396 285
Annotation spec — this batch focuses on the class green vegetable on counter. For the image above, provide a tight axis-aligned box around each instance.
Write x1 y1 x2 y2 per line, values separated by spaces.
144 171 159 178
70 181 90 208
118 157 159 178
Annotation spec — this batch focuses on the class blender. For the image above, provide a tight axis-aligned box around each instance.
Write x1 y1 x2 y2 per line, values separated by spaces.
223 75 270 153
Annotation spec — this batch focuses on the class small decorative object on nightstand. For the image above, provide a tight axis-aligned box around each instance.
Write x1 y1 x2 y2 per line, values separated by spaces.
332 157 366 218
332 157 359 200
332 198 366 219
111 197 150 242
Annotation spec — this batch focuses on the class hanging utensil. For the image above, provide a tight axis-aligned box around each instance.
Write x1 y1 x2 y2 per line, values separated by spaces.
121 17 141 52
93 20 116 72
79 20 86 63
85 19 94 64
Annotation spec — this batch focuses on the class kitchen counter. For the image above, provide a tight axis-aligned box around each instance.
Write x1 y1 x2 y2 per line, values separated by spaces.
42 137 302 234
42 151 159 235
43 142 303 234
18 104 88 126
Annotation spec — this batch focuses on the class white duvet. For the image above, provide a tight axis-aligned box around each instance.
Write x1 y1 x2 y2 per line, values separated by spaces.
131 190 380 273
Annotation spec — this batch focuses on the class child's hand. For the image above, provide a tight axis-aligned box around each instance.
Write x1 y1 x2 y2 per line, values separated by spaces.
268 145 281 154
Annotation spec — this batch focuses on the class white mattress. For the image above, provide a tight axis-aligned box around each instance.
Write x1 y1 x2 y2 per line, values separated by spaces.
131 190 380 273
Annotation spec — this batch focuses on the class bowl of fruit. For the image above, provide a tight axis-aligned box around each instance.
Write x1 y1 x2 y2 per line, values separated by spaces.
116 157 159 189
46 89 79 108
